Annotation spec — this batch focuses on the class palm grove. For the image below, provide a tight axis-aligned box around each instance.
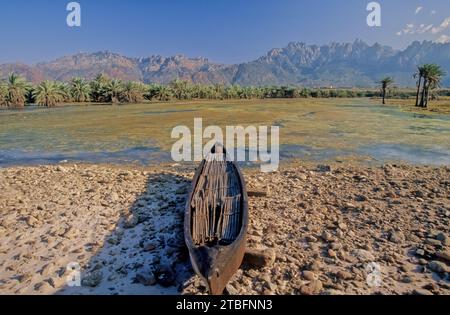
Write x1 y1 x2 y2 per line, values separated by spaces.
0 63 446 108
378 63 446 108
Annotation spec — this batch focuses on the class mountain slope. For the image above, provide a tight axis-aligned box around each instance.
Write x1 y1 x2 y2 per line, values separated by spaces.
1 40 449 87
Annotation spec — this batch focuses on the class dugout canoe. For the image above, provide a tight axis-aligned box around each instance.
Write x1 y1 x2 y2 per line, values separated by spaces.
184 143 248 295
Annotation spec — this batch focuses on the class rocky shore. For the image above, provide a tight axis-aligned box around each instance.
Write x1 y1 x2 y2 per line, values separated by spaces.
0 163 449 295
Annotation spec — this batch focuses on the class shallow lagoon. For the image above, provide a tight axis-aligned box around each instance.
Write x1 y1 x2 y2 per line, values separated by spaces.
1 98 449 167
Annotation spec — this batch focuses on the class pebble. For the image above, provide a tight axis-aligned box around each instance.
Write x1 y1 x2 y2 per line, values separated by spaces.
436 233 449 246
302 271 317 281
336 270 353 280
412 288 434 295
389 231 405 244
428 261 448 274
135 272 156 286
1 164 450 296
435 250 450 262
154 266 175 287
300 280 323 295
81 270 103 287
243 248 276 268
352 249 375 262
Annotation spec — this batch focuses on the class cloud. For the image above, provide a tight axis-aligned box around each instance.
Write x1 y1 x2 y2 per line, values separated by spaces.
396 23 434 35
431 17 450 34
415 6 423 15
435 34 450 43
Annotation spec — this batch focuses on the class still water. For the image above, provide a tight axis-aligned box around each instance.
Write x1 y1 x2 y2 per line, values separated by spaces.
1 99 449 167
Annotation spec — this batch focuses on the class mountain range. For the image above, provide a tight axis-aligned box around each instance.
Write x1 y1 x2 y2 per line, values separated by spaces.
1 40 449 87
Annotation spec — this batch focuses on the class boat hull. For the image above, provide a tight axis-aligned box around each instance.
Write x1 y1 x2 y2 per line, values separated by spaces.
184 158 248 295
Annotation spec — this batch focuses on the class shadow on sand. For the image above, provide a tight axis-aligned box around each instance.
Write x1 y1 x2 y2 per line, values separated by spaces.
56 170 197 295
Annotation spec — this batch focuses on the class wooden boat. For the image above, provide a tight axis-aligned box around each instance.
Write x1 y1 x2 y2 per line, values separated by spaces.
184 143 248 295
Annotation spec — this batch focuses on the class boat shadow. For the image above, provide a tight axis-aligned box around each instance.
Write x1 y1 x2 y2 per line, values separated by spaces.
55 169 198 295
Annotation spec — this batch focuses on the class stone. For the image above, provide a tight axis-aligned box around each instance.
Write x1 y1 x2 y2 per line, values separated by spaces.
155 266 175 287
336 270 353 280
136 272 156 286
401 276 413 283
225 284 239 295
56 166 67 172
123 214 139 229
316 165 331 173
143 242 157 252
436 232 449 246
307 260 322 272
302 271 317 281
34 281 53 293
40 263 54 277
321 231 334 242
243 248 276 268
388 231 404 244
337 222 348 231
81 270 103 287
415 249 425 257
412 289 433 295
108 192 119 202
428 261 448 274
328 249 337 258
300 280 323 295
425 238 442 246
435 250 450 262
26 216 38 228
247 191 267 198
352 249 375 262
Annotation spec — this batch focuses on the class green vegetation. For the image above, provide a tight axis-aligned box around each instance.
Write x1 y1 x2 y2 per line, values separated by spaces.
4 73 29 107
0 67 448 108
414 64 446 108
379 77 394 105
33 81 67 107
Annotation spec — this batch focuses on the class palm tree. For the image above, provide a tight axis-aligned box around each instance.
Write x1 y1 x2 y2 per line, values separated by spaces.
90 74 110 102
419 64 445 108
154 85 172 101
0 82 7 106
103 79 123 103
122 81 145 103
379 77 394 104
6 73 28 107
414 66 426 107
170 79 191 100
70 78 91 102
32 80 66 107
56 82 71 102
423 64 445 107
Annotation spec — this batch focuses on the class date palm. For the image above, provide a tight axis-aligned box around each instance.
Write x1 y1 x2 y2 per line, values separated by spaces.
6 73 28 107
151 84 172 101
90 74 110 102
0 82 7 106
414 66 426 107
122 81 145 103
32 80 66 107
70 78 91 102
170 79 191 100
379 77 394 104
103 79 123 103
419 64 445 107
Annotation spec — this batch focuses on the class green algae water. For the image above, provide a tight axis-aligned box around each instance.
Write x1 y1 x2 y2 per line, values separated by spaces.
0 98 449 167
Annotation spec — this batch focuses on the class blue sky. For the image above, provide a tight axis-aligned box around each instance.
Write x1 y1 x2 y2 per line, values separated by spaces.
0 0 449 64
